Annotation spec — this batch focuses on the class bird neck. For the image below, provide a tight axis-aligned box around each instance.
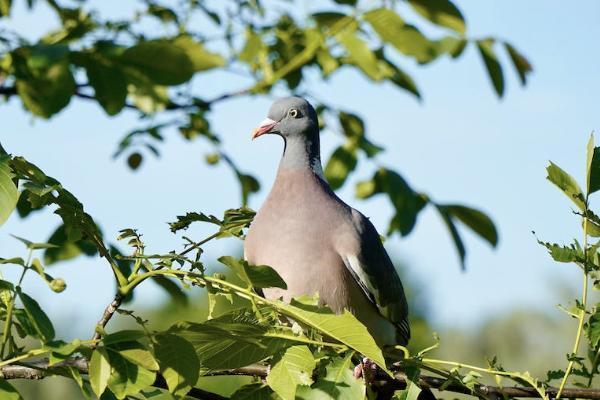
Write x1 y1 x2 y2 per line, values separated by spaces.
278 132 324 179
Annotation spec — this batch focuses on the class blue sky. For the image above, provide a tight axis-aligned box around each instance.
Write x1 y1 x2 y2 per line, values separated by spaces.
1 0 600 339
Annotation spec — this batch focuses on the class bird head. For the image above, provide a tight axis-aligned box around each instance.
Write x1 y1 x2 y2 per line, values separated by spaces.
252 96 318 140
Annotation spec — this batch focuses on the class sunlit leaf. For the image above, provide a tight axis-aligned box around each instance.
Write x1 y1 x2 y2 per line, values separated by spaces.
218 256 287 289
0 156 18 227
296 353 365 400
364 8 435 63
89 348 111 397
0 379 22 400
267 345 316 400
546 161 585 210
325 145 357 190
154 333 200 397
407 0 466 34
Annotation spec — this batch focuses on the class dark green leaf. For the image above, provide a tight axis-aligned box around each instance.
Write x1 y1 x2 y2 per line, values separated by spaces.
436 205 466 270
356 168 427 236
17 289 55 342
153 276 188 306
546 161 585 210
120 40 194 86
0 156 18 227
504 42 532 86
477 39 504 97
154 333 200 397
407 0 466 34
44 223 98 265
232 383 277 400
440 204 498 247
587 134 600 196
15 62 76 118
169 211 221 233
81 52 127 115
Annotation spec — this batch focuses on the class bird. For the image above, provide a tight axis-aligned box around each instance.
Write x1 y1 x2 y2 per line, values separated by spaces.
244 96 409 350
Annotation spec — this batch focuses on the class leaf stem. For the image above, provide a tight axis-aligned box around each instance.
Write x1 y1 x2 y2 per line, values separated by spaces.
556 205 590 399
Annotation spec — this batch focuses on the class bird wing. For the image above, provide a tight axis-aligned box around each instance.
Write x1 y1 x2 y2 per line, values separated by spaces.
341 209 410 344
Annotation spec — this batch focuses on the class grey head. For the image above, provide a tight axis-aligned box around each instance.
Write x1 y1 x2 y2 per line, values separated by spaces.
252 96 323 175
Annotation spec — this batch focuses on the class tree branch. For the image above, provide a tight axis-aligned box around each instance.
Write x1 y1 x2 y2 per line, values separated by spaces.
0 358 226 400
2 359 600 399
91 294 123 341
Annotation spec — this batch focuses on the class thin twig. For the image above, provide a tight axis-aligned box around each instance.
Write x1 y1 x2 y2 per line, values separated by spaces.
91 294 123 341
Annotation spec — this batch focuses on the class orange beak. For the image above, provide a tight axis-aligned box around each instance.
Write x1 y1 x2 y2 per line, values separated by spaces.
252 118 277 140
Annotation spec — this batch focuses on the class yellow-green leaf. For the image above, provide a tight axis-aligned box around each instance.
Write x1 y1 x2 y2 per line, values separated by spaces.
0 157 18 227
89 348 111 397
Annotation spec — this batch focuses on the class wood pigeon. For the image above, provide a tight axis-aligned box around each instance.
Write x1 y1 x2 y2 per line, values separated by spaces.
244 97 410 347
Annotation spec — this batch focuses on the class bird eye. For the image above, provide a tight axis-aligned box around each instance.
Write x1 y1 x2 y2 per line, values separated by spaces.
289 109 299 118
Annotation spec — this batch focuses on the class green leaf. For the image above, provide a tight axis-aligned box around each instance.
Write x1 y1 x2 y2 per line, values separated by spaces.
107 350 156 399
173 317 293 372
277 299 387 371
504 42 532 86
172 35 225 71
393 364 421 400
407 0 466 34
81 52 127 115
296 353 365 400
218 256 287 289
103 330 147 345
356 168 427 236
154 333 200 397
436 205 466 269
477 39 504 97
44 223 98 265
0 379 22 400
364 8 435 63
109 341 159 371
337 27 382 80
89 348 111 397
232 383 278 400
546 161 585 210
325 145 357 190
0 156 18 227
17 289 55 342
267 346 316 400
536 238 582 263
0 0 12 17
439 205 498 247
120 40 194 86
587 134 600 196
587 306 600 348
15 61 76 118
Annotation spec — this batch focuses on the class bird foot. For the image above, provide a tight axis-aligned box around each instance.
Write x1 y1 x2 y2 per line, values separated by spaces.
353 357 378 381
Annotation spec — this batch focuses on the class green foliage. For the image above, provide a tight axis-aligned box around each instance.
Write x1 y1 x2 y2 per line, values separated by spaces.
266 345 316 400
0 156 18 228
